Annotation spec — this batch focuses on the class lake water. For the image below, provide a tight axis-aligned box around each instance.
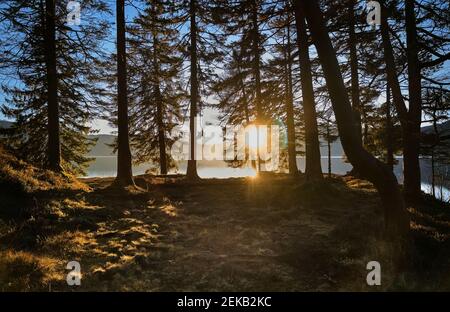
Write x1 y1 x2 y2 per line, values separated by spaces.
84 156 450 201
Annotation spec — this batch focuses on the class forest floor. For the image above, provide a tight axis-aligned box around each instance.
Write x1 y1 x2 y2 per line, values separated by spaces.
1 156 450 291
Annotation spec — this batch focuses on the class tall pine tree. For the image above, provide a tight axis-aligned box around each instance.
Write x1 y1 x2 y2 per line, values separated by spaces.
0 0 110 175
127 0 184 175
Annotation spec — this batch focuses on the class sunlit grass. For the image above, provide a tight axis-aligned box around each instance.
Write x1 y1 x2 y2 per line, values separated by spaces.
0 250 63 291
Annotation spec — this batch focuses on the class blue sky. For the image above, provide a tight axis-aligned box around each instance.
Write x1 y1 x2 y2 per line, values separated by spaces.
0 0 221 134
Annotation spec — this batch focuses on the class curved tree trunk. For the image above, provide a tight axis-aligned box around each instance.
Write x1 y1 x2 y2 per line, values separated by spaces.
293 8 322 182
115 0 134 187
294 0 409 237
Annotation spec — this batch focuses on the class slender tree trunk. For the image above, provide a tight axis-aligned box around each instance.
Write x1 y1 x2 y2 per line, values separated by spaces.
186 0 200 179
236 59 250 124
348 0 362 145
155 86 167 175
295 0 409 237
431 150 435 197
293 7 322 182
241 83 250 124
284 14 299 175
151 18 168 175
243 95 250 125
252 0 262 172
431 108 439 198
44 0 61 172
115 0 134 186
405 0 422 202
380 3 421 203
238 65 252 166
348 1 366 177
386 84 394 171
252 0 263 121
327 121 332 177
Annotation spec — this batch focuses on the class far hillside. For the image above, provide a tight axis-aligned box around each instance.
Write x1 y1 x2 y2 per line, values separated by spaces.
1 119 448 158
87 134 116 156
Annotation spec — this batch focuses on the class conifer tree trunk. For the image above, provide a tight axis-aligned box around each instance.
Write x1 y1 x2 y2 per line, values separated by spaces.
155 86 167 175
44 0 61 172
251 0 262 121
186 0 200 179
386 84 394 171
348 0 362 145
380 3 421 203
293 7 322 182
237 61 251 164
151 16 168 175
294 0 409 236
115 0 134 186
431 107 438 198
284 14 299 175
240 79 250 124
251 0 263 172
431 149 435 197
327 121 332 177
404 0 422 202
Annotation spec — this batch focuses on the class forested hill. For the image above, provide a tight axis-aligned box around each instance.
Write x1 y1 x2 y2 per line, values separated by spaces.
2 119 448 158
0 120 116 157
87 134 116 156
0 120 12 129
421 120 450 134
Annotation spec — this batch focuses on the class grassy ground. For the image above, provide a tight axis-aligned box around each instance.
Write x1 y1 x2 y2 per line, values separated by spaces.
1 149 450 291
